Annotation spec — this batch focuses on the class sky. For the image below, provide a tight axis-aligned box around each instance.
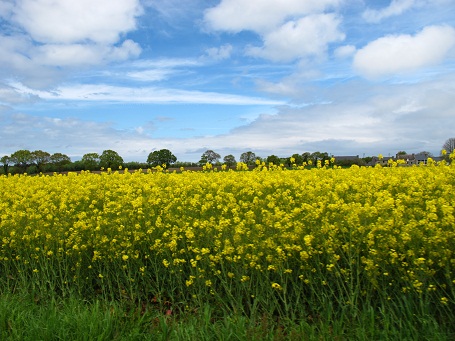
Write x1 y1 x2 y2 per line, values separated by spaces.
1 0 455 162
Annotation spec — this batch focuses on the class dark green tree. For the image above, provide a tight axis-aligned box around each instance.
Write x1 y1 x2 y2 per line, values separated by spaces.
289 153 304 166
100 150 123 169
266 155 281 165
0 155 10 174
50 153 71 171
81 153 100 170
223 154 236 167
147 149 177 168
239 151 256 165
310 151 329 164
199 150 221 164
10 149 33 173
31 150 51 173
301 152 311 163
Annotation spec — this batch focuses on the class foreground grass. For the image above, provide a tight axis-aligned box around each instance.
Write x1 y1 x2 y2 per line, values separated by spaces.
1 293 453 341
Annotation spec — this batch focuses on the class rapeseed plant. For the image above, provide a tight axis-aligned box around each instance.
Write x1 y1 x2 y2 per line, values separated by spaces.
0 163 454 326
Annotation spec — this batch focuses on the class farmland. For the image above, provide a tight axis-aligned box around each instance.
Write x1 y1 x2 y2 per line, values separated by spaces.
1 163 454 340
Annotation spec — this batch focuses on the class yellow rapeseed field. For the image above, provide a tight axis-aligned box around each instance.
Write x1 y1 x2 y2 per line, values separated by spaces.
0 162 454 314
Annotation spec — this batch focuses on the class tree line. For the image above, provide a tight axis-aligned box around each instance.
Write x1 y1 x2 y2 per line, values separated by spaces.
0 149 368 175
2 137 454 175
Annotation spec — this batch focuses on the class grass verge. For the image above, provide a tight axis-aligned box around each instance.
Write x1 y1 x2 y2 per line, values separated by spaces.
0 293 454 340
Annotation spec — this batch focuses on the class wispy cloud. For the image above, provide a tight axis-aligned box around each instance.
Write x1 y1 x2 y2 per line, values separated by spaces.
363 0 417 23
10 82 284 106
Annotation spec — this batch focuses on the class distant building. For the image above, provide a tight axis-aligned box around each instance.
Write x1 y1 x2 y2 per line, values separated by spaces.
396 153 417 165
333 155 361 167
334 155 360 161
367 153 444 166
369 156 394 166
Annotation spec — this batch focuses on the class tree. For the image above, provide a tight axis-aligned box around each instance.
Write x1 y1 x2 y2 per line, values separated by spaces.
289 153 303 166
301 152 311 163
442 138 455 154
266 155 281 165
100 150 123 169
397 151 407 155
310 151 329 164
10 149 33 173
239 151 256 165
0 155 10 174
223 154 236 167
50 153 71 170
31 150 51 173
362 156 373 164
147 149 177 168
418 151 433 157
81 153 100 170
199 150 221 164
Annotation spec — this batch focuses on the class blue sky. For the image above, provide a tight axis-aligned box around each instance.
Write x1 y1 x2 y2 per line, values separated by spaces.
1 0 455 162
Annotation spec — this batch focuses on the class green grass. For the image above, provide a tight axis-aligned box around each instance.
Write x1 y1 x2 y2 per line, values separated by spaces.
0 293 453 340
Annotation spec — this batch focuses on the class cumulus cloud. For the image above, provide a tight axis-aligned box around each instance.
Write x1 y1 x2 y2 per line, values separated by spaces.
11 0 142 44
363 0 417 23
246 14 344 62
204 1 344 63
204 0 341 34
0 0 143 88
334 45 356 59
204 44 233 60
353 25 455 79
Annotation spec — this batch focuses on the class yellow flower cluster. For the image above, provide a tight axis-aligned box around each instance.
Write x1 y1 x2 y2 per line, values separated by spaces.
0 164 454 306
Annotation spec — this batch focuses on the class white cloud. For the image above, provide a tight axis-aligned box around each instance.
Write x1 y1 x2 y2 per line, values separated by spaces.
246 14 344 62
126 69 175 82
11 0 143 44
0 83 40 104
204 0 342 34
363 0 417 23
33 40 141 67
130 58 201 69
0 1 14 18
0 0 143 88
202 75 455 158
0 34 32 72
204 1 344 63
353 25 455 79
121 58 200 82
2 75 455 161
334 45 356 58
205 44 233 60
9 82 285 106
0 112 131 158
0 34 66 88
110 40 142 61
